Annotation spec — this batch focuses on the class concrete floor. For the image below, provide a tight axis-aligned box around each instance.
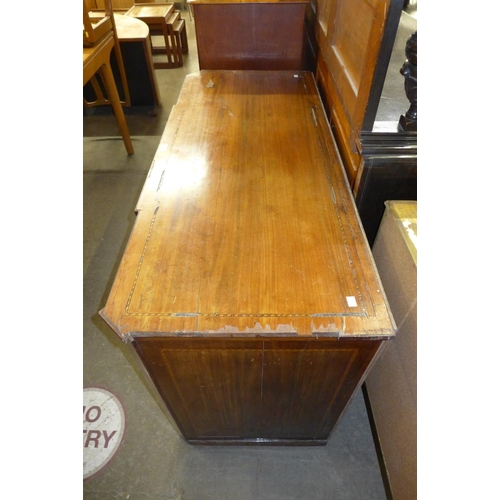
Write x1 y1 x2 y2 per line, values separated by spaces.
83 6 415 498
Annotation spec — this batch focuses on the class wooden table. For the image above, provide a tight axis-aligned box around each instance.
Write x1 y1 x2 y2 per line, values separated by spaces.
100 70 395 445
83 30 134 154
125 3 179 69
188 0 308 70
114 14 161 106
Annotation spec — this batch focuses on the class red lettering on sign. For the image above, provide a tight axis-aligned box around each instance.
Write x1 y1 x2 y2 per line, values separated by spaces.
85 430 101 448
83 429 118 449
85 406 102 423
103 430 117 448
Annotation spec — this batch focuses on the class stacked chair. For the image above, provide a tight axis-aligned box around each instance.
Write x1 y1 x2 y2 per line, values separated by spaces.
83 0 134 154
83 0 131 107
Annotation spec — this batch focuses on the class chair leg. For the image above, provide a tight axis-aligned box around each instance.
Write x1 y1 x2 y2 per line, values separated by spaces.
99 62 134 155
109 10 131 107
166 22 182 67
84 75 108 107
172 28 183 67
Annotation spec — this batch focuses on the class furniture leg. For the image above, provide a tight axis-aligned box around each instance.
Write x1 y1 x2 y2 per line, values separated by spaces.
179 20 188 54
99 61 134 154
154 22 175 68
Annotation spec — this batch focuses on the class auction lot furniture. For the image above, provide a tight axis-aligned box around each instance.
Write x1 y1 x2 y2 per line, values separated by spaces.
100 70 395 445
188 0 308 70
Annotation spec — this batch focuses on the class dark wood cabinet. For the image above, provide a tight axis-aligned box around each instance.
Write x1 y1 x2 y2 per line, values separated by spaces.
100 70 395 445
354 131 417 247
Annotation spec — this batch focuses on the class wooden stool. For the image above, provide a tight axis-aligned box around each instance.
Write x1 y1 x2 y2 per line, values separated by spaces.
170 10 188 60
125 3 186 69
158 8 187 66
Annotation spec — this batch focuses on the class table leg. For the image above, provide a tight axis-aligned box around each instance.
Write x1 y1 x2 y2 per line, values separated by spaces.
152 22 176 69
143 37 162 107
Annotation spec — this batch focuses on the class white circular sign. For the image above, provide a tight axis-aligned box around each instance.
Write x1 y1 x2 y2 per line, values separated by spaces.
83 387 126 480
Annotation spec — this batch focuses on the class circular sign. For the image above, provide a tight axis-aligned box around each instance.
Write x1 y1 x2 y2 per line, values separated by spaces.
83 387 126 480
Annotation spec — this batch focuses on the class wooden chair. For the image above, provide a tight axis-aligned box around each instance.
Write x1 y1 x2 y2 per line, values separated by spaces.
84 0 112 45
83 0 134 154
84 0 131 107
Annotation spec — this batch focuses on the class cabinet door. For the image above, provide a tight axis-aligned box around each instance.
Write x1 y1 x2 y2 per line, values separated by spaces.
134 338 264 440
260 340 381 440
134 337 382 443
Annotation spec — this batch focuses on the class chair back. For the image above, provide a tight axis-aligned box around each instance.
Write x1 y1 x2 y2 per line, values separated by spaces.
83 0 112 46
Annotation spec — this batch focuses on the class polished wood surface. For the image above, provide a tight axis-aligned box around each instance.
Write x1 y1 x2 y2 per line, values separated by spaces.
100 70 395 444
126 3 175 17
188 0 308 70
114 12 149 39
101 71 394 339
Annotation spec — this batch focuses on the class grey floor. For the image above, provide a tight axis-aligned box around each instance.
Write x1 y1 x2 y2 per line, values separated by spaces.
83 6 415 498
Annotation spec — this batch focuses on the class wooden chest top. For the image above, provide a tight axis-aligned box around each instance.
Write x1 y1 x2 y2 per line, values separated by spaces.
100 71 395 341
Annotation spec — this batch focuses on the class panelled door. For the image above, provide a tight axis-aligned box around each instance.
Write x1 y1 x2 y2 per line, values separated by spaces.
314 0 396 184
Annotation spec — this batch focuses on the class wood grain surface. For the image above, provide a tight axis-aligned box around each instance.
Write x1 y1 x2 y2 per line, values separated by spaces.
133 336 383 443
189 1 307 70
100 70 395 341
